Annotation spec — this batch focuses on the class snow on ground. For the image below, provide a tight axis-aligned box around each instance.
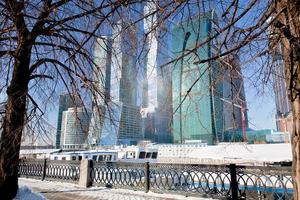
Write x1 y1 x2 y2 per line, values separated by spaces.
188 143 292 162
157 143 292 165
18 178 214 200
14 186 46 200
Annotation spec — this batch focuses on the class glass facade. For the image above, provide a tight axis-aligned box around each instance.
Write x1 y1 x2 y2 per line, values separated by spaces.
89 37 112 145
99 102 122 146
60 107 91 149
141 2 173 143
272 46 292 133
92 4 143 146
221 56 248 141
172 14 222 144
55 93 82 148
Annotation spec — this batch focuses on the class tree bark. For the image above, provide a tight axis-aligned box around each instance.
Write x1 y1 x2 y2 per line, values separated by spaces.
292 98 300 200
276 0 300 199
0 40 31 199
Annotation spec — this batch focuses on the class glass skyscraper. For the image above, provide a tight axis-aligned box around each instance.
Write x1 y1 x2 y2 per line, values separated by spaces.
172 13 225 144
90 4 144 146
55 93 82 148
141 2 173 143
272 45 292 133
89 37 112 145
60 107 91 149
221 55 248 141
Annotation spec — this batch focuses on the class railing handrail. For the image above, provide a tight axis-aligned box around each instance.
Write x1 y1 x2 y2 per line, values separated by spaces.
18 159 293 200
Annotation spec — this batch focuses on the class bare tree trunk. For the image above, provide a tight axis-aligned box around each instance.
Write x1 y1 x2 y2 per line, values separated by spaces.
0 43 31 199
277 0 300 198
292 98 300 200
290 50 300 199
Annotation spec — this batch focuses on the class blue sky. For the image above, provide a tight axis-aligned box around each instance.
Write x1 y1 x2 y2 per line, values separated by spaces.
244 79 277 130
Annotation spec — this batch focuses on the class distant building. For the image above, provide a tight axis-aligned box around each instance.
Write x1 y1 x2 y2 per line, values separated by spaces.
89 37 113 145
60 107 91 150
56 93 82 148
272 46 293 134
276 113 293 134
266 131 291 143
225 129 269 144
269 22 292 134
221 55 248 141
141 2 173 143
171 12 248 144
172 13 225 144
224 128 291 144
91 6 143 146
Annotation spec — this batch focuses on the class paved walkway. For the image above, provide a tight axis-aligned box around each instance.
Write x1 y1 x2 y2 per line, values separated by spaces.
18 178 214 200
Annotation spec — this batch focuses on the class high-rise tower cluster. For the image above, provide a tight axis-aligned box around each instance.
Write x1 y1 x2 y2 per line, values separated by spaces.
56 5 248 148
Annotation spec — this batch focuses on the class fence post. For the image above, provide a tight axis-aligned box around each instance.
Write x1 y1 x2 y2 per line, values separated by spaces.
79 159 93 187
105 162 113 188
145 162 150 193
229 164 238 200
41 158 47 181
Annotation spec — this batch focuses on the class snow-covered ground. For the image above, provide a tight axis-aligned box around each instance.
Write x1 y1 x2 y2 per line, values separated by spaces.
190 143 292 161
14 186 46 200
158 143 292 165
18 178 214 200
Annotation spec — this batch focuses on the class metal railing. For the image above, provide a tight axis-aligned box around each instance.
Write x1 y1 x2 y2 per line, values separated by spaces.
18 159 293 199
236 165 293 199
45 160 80 182
148 163 232 198
90 162 293 199
18 159 80 183
18 159 44 179
91 162 146 190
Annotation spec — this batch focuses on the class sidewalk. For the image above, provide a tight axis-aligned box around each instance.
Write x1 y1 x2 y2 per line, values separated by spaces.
18 178 214 200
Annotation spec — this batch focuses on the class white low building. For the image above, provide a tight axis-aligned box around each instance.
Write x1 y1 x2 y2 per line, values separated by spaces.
20 149 60 159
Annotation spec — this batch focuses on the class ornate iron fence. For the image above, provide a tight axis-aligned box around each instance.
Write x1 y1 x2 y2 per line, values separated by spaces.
45 160 80 183
91 162 146 191
18 159 80 183
236 166 293 200
19 159 293 199
18 159 45 179
149 163 232 199
90 162 293 199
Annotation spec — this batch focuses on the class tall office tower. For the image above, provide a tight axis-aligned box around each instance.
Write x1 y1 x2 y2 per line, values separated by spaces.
89 37 112 145
273 46 292 133
93 5 143 146
221 55 248 142
172 13 227 144
141 2 173 143
55 93 82 148
60 107 91 150
267 23 292 136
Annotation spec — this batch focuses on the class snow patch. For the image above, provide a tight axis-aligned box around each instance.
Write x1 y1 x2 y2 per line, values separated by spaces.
14 186 46 200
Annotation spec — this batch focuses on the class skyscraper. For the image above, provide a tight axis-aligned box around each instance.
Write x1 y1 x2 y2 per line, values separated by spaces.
171 13 247 144
89 37 112 145
172 13 217 144
90 5 144 146
60 107 91 150
141 2 173 143
56 93 82 148
221 55 248 142
273 46 292 133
